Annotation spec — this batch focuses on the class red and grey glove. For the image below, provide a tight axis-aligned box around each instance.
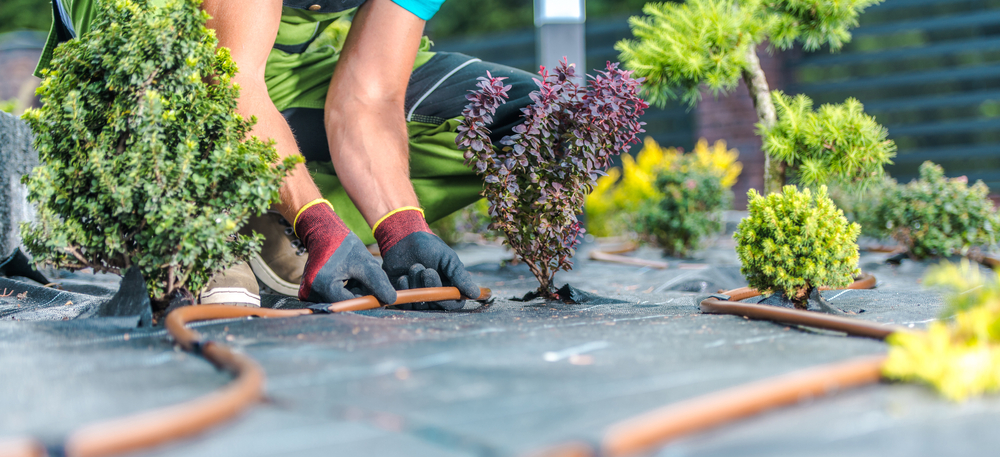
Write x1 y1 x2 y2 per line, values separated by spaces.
374 207 481 310
295 199 397 304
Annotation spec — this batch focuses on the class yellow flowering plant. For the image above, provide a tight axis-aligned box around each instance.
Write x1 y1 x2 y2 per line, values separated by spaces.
692 138 742 189
585 138 740 238
884 261 1000 401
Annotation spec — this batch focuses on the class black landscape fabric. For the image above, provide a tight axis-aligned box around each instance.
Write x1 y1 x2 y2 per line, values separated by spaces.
2 244 1000 457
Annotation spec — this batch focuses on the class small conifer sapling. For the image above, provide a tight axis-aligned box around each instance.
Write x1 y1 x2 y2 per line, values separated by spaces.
735 185 860 308
873 162 999 259
457 60 648 298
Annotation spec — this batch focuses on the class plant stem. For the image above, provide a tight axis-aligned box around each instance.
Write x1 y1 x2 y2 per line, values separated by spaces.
166 265 175 297
741 44 785 195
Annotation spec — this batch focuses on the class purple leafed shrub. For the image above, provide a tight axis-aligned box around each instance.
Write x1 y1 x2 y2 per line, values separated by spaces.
457 60 648 298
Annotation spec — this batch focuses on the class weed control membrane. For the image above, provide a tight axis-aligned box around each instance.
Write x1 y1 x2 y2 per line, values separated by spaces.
2 245 1000 457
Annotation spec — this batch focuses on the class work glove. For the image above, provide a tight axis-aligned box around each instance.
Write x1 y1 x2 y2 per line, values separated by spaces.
294 199 397 304
374 207 481 310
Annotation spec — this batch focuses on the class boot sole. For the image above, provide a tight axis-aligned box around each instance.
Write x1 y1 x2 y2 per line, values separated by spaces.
248 253 301 297
198 287 261 307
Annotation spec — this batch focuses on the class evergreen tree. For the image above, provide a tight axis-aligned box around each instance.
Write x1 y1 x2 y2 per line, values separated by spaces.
617 0 893 194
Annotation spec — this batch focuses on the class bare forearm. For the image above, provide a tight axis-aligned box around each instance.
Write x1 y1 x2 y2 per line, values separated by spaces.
325 98 418 225
324 0 425 227
204 0 320 223
235 80 322 221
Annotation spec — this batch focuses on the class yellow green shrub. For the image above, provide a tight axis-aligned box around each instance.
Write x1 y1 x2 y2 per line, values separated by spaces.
735 185 860 307
585 138 740 238
884 261 1000 400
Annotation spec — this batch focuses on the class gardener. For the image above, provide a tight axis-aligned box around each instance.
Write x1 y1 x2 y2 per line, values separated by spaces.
37 0 537 308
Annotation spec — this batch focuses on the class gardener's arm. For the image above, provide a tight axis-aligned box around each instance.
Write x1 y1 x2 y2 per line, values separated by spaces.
203 0 397 305
326 0 481 305
325 0 422 219
202 0 321 216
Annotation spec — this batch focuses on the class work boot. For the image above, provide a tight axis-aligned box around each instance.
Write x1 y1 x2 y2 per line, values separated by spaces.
238 209 308 297
198 261 261 307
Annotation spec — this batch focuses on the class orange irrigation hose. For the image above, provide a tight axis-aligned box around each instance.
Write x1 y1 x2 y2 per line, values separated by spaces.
704 273 894 339
604 354 887 456
588 250 669 269
529 355 887 457
0 439 43 457
859 244 905 253
525 273 902 457
0 287 490 457
700 298 899 339
720 272 878 302
594 242 638 255
64 344 265 457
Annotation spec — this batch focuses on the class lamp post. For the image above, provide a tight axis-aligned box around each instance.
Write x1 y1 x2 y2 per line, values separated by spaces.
534 0 586 82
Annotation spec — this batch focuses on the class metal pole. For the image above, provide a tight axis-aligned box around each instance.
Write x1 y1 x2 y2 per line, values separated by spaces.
535 0 586 82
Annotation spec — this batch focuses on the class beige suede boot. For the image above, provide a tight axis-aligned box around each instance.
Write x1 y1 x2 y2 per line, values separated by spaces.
239 209 308 297
197 261 261 307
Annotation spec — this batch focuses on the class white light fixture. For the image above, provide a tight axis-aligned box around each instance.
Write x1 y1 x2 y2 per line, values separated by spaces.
535 0 585 25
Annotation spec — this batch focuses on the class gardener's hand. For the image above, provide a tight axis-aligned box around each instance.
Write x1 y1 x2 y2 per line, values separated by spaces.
375 207 481 310
294 199 397 304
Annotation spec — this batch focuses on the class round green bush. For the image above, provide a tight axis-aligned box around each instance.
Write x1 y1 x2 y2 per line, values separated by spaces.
735 185 860 306
636 167 730 258
876 161 999 259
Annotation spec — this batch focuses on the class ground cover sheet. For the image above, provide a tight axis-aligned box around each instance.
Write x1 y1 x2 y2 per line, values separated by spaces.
1 241 997 457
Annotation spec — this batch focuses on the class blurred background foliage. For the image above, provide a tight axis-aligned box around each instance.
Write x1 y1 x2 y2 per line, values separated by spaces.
0 0 651 36
0 0 50 34
585 137 741 240
426 0 651 40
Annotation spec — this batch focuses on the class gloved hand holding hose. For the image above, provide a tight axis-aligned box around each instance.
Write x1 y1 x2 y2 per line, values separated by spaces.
373 207 481 310
294 199 397 304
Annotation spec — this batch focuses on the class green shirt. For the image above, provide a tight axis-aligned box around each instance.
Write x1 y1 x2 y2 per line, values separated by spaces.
36 0 434 112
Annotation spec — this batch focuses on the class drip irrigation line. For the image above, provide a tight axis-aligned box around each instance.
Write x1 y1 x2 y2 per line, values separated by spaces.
588 241 669 270
0 271 914 457
588 250 669 269
705 274 893 339
0 287 491 457
718 272 878 302
858 243 904 253
699 298 898 339
527 355 887 457
526 274 901 457
593 241 638 255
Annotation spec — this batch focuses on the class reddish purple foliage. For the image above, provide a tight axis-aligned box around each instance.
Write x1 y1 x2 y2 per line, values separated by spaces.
457 60 648 297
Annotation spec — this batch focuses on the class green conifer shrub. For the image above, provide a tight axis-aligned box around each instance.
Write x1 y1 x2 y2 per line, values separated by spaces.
874 162 999 259
636 161 731 258
613 0 765 109
21 0 297 302
735 185 860 307
764 0 881 51
827 176 896 239
617 0 889 194
762 92 896 189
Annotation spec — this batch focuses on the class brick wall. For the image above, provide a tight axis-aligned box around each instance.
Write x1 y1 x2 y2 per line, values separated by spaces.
695 44 793 209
